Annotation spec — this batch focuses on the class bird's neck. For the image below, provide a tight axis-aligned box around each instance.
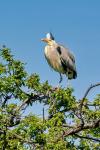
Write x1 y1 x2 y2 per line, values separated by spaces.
48 40 57 46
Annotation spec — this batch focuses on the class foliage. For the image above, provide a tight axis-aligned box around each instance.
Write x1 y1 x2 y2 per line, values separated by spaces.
0 47 100 150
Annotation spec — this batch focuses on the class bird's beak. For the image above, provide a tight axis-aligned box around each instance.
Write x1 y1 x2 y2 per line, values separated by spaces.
41 38 49 43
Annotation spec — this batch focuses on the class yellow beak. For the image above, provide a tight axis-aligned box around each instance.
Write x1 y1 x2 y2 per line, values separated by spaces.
41 38 50 43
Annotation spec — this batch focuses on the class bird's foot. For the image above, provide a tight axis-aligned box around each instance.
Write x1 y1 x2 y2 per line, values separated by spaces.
59 73 63 84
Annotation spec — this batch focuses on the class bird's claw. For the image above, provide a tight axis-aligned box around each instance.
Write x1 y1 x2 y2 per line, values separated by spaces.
59 73 63 84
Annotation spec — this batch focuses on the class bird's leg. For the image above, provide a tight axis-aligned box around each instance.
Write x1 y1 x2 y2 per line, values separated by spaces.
55 74 63 89
67 78 71 88
67 78 69 86
59 73 63 84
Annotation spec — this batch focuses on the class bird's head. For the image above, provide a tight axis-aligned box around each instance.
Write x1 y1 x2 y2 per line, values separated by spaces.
41 33 55 45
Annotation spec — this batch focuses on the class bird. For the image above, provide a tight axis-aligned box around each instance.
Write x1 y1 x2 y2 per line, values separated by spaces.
41 32 77 84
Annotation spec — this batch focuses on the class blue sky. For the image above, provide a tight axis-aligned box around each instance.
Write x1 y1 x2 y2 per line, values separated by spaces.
0 0 100 115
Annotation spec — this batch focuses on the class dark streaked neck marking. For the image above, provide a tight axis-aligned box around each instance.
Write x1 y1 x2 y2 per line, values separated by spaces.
56 46 61 55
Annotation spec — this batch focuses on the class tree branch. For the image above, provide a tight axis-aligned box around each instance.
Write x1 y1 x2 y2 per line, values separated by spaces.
2 95 12 108
64 119 100 136
63 124 74 128
17 94 49 112
81 83 100 106
74 133 100 142
79 83 100 126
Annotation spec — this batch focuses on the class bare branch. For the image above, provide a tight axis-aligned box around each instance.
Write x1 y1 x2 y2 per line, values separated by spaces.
83 83 100 99
17 94 48 112
74 133 100 142
2 95 12 107
87 103 100 106
64 119 100 136
79 83 100 126
63 124 74 128
81 83 100 107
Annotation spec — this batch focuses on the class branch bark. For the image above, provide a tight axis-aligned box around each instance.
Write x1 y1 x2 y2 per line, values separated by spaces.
74 133 100 142
64 119 100 136
17 94 49 112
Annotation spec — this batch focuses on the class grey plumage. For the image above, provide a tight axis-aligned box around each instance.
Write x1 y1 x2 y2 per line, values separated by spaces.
41 33 77 83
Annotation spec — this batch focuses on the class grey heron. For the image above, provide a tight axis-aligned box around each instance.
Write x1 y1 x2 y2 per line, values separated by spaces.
41 33 77 83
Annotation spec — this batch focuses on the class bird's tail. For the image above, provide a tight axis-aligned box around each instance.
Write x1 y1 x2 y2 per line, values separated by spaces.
67 70 77 80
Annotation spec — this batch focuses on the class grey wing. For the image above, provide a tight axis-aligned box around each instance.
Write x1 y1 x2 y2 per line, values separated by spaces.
56 45 77 79
68 50 75 63
59 46 76 71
